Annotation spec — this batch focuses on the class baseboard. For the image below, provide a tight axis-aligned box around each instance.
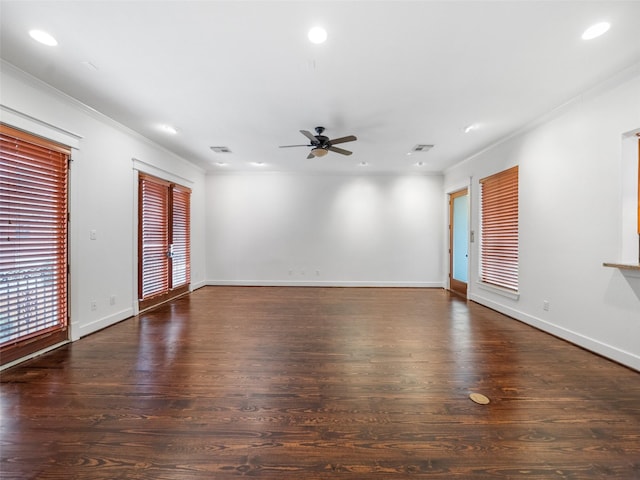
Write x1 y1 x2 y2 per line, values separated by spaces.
76 307 135 339
190 280 208 291
206 279 444 288
469 292 640 372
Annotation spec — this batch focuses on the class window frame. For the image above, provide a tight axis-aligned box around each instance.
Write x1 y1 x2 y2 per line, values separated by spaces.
138 173 191 311
0 123 70 365
479 165 519 294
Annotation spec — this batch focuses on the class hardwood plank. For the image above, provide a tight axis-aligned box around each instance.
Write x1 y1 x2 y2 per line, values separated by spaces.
2 286 639 479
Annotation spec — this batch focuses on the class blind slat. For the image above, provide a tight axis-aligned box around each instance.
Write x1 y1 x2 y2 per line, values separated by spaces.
480 166 519 291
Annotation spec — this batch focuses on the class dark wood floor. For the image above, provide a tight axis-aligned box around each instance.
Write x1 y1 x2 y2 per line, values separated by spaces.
2 286 639 480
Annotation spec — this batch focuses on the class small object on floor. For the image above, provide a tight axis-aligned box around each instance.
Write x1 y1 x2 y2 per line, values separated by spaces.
469 392 490 405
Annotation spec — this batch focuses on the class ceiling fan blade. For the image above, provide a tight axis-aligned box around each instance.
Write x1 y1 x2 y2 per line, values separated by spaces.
328 146 352 156
329 135 357 145
306 152 315 159
300 130 318 143
279 144 310 148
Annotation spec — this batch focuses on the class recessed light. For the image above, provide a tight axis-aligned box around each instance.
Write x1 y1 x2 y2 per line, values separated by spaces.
29 29 58 46
251 161 265 166
359 161 368 166
463 124 479 133
308 27 327 44
158 124 177 135
582 22 610 40
416 161 425 167
215 162 227 166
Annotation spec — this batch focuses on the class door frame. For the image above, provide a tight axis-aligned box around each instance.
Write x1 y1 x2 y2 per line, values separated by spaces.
0 124 71 365
137 172 191 312
449 188 469 297
133 162 193 315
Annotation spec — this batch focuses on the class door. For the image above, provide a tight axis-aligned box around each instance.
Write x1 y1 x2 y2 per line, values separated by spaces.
1 125 70 365
138 173 191 311
449 188 469 297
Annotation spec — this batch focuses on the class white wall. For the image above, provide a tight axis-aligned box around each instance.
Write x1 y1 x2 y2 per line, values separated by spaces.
0 63 206 349
445 70 640 371
4 58 638 372
206 173 444 287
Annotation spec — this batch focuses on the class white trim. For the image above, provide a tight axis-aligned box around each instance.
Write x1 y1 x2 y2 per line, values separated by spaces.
132 171 140 316
445 180 472 294
619 130 640 264
132 157 195 186
445 178 472 196
476 281 520 300
206 170 444 178
469 292 640 372
190 280 208 291
445 60 640 176
1 60 204 174
0 104 82 149
132 163 196 316
207 280 444 288
0 110 80 365
77 308 134 338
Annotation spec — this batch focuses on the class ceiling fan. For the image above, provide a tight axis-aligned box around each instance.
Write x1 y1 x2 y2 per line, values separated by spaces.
279 126 357 159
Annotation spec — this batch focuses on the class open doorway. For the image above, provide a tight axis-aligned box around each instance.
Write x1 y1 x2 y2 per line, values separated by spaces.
449 188 469 297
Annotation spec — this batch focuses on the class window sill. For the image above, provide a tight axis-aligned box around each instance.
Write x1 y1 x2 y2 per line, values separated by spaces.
476 281 520 300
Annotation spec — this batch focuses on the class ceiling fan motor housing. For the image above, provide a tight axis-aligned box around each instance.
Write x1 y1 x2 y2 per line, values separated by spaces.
313 127 329 146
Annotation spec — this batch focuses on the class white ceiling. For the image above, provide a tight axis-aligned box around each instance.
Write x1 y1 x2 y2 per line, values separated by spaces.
1 1 640 174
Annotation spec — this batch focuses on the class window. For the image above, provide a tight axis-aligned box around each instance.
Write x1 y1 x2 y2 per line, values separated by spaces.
171 185 191 288
480 166 519 292
1 124 69 365
138 173 191 310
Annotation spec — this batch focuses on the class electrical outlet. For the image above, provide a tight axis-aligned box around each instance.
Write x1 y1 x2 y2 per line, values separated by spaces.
90 301 97 311
543 300 550 311
109 295 116 306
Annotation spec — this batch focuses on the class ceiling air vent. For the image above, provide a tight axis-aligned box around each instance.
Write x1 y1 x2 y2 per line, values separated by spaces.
210 146 232 153
412 144 434 153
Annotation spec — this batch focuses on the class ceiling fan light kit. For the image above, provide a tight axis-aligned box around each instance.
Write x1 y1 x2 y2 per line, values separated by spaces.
311 147 328 157
279 126 357 160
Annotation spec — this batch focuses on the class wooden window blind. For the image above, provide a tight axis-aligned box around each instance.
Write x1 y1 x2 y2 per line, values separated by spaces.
138 173 191 309
171 185 191 288
1 124 69 365
480 166 519 291
139 175 170 300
